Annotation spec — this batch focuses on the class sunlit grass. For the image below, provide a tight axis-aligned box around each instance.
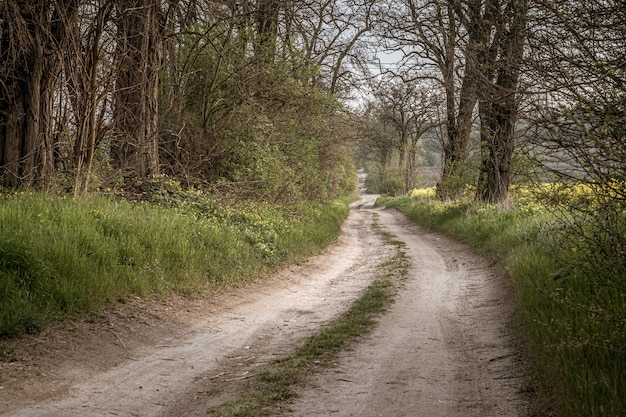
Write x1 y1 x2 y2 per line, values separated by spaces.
0 191 350 338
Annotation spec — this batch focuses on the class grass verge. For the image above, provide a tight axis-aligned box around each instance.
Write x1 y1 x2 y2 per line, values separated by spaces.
379 193 625 417
208 217 409 417
0 189 350 338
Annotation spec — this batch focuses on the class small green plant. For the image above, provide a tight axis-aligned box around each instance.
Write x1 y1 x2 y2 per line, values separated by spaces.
0 342 17 362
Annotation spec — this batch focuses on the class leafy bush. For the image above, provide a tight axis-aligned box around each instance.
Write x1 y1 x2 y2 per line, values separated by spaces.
364 165 405 196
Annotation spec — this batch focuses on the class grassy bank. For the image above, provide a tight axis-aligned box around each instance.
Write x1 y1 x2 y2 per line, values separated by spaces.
0 189 350 338
379 191 625 417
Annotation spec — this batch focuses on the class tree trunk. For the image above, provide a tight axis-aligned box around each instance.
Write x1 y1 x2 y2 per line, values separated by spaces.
112 0 163 179
438 72 479 199
255 0 281 63
63 2 110 197
0 0 74 188
406 142 419 192
477 97 516 203
436 1 461 200
476 0 528 203
436 0 484 200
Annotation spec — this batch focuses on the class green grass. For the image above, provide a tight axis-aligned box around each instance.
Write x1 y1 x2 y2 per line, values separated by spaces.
208 219 409 417
380 192 626 417
0 191 350 338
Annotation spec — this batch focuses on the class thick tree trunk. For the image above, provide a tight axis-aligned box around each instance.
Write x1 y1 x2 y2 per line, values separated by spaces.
476 0 528 203
112 0 162 179
1 2 36 188
255 0 280 63
436 1 461 200
436 0 484 200
477 98 516 203
0 1 73 188
438 73 479 199
0 100 26 188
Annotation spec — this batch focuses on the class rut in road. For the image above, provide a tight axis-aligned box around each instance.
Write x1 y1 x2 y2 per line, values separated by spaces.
280 202 529 417
0 189 528 417
1 191 392 416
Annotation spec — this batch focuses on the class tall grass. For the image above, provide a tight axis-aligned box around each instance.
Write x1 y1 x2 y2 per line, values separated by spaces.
380 191 626 417
0 191 349 338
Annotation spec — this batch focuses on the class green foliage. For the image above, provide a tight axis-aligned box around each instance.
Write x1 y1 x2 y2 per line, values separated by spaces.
210 85 351 204
157 20 356 206
533 182 626 417
382 187 626 417
363 164 405 196
334 154 360 197
143 177 352 262
0 190 350 338
510 241 626 417
435 158 479 201
535 182 626 286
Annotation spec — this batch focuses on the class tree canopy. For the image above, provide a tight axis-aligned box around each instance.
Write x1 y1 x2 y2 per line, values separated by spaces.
1 0 624 207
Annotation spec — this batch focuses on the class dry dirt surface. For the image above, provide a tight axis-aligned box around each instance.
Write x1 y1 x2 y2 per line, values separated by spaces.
0 177 529 417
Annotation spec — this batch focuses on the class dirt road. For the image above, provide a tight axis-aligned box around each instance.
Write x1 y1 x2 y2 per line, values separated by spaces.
281 204 529 417
0 179 528 416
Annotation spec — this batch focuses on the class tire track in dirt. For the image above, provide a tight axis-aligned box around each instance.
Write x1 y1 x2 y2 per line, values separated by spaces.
1 180 528 417
0 193 392 417
280 205 529 417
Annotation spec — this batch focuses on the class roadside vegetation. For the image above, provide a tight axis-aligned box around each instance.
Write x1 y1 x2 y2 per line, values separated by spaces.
2 2 624 416
379 184 625 417
209 217 409 417
0 175 356 339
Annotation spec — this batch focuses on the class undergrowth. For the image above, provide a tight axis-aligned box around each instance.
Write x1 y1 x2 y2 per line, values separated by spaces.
379 189 626 417
0 186 350 338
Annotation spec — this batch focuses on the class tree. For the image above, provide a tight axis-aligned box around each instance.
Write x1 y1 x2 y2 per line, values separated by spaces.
526 0 626 189
524 0 625 278
357 103 401 194
370 79 441 192
475 0 529 203
111 0 166 178
0 0 364 200
375 0 529 202
255 0 280 63
66 1 115 196
520 3 626 410
286 0 373 96
0 0 77 188
377 0 482 198
152 0 363 202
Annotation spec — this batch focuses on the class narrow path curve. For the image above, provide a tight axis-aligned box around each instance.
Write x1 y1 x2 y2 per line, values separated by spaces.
1 187 392 416
1 177 528 416
282 202 529 417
